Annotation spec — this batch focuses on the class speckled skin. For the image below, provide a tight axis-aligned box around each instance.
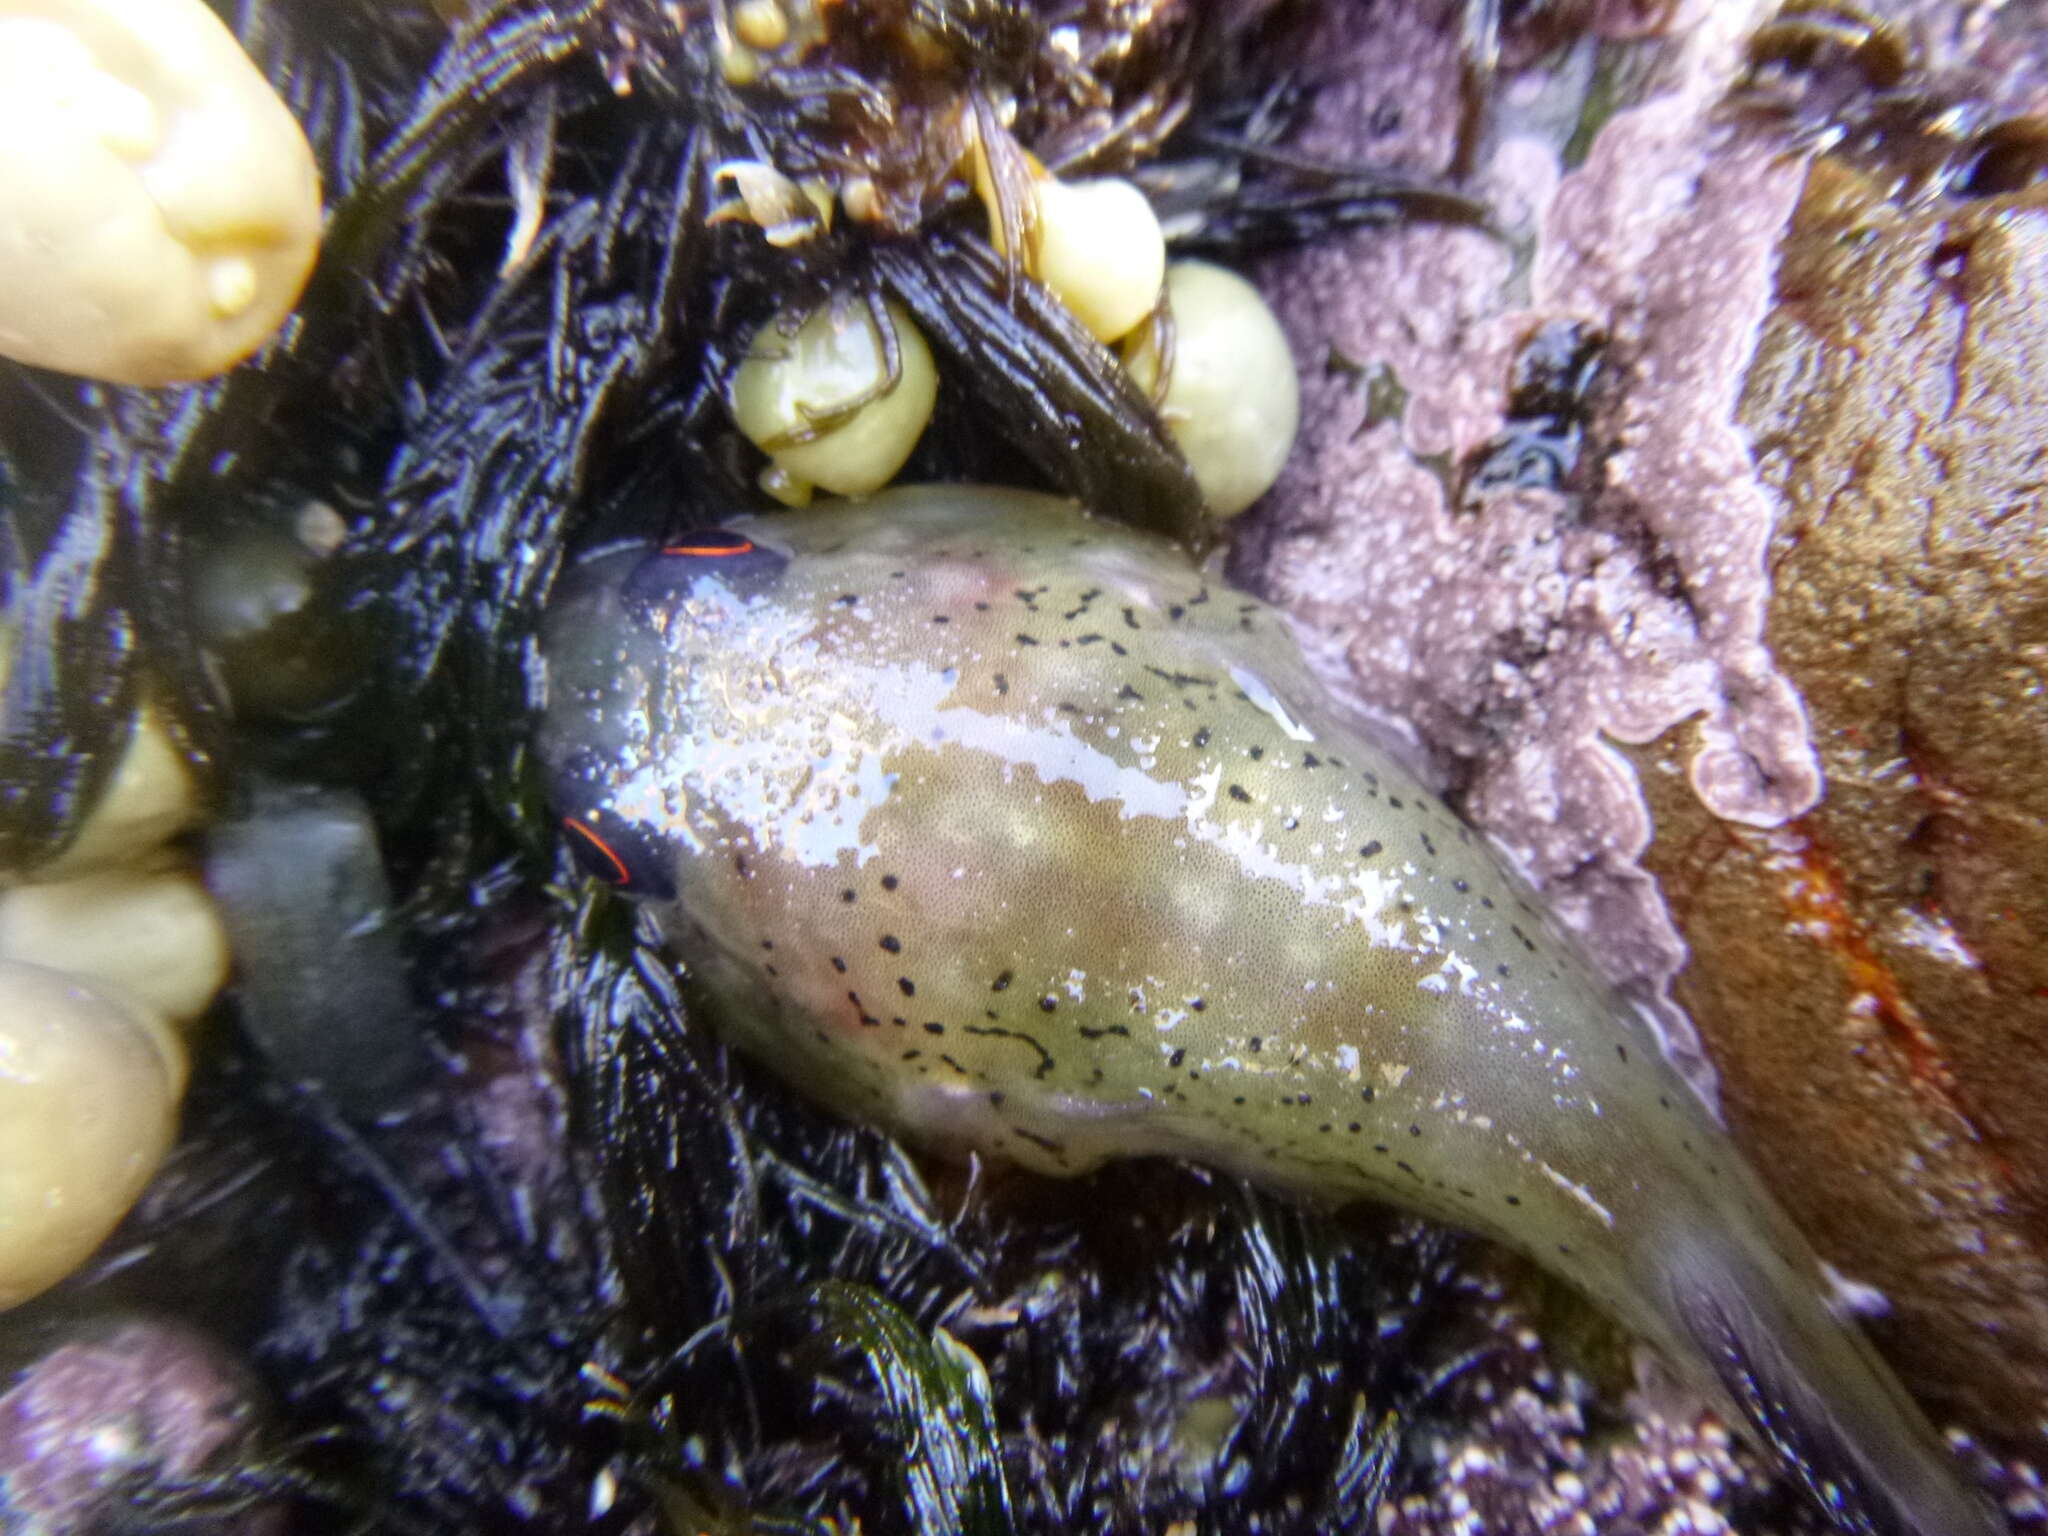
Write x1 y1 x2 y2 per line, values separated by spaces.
539 487 1994 1536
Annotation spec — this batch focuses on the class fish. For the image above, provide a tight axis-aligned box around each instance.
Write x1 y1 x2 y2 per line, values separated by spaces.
537 484 1998 1536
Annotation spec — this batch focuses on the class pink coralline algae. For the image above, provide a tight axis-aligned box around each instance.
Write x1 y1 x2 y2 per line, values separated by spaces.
1237 0 1819 1093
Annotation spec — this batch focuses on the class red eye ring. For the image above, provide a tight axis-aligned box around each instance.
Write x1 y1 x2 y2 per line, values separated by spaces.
660 534 755 558
562 816 633 886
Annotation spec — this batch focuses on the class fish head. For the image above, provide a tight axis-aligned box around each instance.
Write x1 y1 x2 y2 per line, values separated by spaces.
537 530 795 904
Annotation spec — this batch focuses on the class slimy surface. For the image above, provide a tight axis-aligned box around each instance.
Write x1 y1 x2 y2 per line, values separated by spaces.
539 486 1996 1536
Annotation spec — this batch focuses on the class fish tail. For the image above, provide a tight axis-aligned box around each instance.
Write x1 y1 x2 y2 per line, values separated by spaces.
1655 1222 2001 1536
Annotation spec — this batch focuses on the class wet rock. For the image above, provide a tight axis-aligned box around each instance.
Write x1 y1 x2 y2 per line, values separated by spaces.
0 1318 277 1535
1239 0 1803 1084
1243 0 2048 1443
1637 146 2048 1431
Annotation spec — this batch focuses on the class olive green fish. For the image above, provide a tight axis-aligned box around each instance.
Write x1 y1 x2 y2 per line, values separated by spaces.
539 486 1995 1536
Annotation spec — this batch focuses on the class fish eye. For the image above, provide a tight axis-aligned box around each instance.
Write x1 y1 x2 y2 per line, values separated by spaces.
559 809 677 901
621 530 790 606
547 747 678 901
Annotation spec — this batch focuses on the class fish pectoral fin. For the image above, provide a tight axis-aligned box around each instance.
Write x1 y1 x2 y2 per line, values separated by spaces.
1657 1225 1999 1536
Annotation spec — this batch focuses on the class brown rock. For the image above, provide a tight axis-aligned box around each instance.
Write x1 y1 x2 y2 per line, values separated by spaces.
1638 152 2048 1430
1245 0 2048 1436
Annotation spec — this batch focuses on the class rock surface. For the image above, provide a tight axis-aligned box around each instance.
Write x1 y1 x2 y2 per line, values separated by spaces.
1243 0 2048 1437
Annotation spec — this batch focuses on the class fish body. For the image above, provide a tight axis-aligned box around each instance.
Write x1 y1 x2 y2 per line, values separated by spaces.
539 486 1995 1536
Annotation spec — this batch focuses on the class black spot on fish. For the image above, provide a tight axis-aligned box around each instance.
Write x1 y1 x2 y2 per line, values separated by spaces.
898 978 916 997
842 889 857 903
1039 995 1058 1012
1017 633 1040 646
992 971 1013 992
1169 1048 1186 1068
881 874 899 891
1228 784 1252 803
1454 879 1470 893
1117 683 1145 702
1193 726 1211 748
832 957 847 973
1359 841 1383 859
880 935 902 953
1123 606 1142 630
923 1021 944 1034
993 672 1010 695
1421 833 1437 857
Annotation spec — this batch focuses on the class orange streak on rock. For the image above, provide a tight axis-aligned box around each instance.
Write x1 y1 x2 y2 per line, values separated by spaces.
1763 819 1977 1126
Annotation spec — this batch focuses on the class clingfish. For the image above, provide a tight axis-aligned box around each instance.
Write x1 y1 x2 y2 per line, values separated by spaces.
539 486 1997 1536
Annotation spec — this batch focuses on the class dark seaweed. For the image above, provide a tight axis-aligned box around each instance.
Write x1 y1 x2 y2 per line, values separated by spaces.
871 234 1207 549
